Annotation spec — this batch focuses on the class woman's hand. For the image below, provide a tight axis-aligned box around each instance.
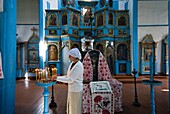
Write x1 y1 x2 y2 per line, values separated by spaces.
51 74 58 80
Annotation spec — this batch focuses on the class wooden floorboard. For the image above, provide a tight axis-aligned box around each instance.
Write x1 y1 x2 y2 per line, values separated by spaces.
15 76 168 114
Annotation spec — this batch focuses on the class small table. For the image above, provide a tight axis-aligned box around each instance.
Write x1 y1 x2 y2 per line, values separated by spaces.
36 81 56 114
90 81 114 114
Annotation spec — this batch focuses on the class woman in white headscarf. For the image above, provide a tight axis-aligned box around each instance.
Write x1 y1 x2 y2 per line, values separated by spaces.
53 48 84 114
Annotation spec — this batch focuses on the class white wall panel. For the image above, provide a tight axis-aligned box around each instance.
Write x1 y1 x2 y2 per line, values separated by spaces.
138 1 168 25
17 0 39 24
0 0 3 12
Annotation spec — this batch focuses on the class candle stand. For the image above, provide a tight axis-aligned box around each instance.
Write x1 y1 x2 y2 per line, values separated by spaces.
142 55 162 114
49 67 57 109
35 67 57 114
36 81 56 114
132 69 140 107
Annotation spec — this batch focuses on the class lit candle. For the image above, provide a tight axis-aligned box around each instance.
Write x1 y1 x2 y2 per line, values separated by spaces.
40 70 43 82
48 68 50 78
52 68 57 75
43 70 45 80
35 69 37 81
38 71 40 81
45 67 48 80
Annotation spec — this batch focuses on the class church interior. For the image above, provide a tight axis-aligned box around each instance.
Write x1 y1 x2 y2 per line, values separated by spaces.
0 0 169 114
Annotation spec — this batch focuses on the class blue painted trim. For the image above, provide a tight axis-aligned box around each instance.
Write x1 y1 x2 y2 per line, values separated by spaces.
39 0 44 69
0 12 6 114
133 0 138 77
138 24 168 27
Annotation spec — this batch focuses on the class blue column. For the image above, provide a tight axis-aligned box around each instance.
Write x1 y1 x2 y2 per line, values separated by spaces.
0 0 16 114
43 86 50 114
168 0 170 113
132 0 138 77
47 1 50 9
125 1 128 10
39 0 44 69
113 1 118 10
58 0 62 9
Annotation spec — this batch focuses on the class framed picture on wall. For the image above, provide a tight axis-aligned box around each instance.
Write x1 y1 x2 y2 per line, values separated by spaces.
28 50 39 63
144 49 152 61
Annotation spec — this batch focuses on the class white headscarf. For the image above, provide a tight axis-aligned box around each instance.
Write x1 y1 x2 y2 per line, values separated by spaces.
68 48 82 60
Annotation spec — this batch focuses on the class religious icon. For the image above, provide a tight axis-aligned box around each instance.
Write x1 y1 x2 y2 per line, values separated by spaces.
108 12 113 25
62 13 68 25
118 16 126 26
48 45 57 61
117 44 127 60
72 13 78 26
145 49 152 61
49 14 57 26
32 52 36 61
119 63 126 73
84 9 91 26
29 50 39 63
97 13 103 26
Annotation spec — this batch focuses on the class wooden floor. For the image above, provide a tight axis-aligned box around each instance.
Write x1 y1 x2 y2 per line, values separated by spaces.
15 76 168 114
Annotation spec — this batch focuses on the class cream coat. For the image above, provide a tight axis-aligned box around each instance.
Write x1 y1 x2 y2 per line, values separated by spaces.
57 61 84 92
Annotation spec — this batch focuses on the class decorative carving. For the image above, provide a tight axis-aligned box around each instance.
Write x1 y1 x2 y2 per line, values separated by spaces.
62 29 68 35
28 27 39 64
139 34 157 74
49 30 57 36
108 29 113 35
